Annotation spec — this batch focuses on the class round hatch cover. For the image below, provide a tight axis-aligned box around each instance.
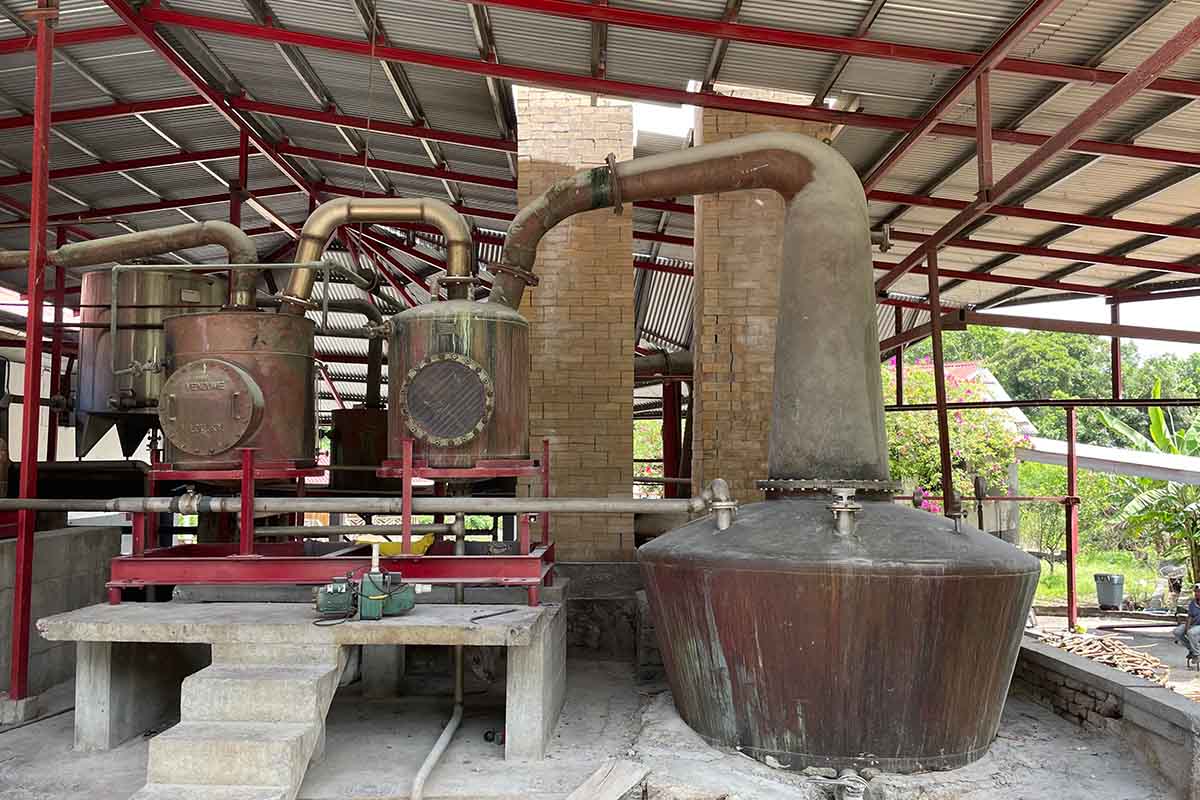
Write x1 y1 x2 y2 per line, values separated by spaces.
402 353 494 447
159 358 264 456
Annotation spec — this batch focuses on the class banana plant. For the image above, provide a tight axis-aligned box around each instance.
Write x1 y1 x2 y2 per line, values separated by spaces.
1098 379 1200 580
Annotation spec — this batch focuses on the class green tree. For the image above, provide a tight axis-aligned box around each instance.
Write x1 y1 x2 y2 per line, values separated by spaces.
1017 461 1128 561
906 328 1133 444
882 364 1020 506
1098 380 1200 580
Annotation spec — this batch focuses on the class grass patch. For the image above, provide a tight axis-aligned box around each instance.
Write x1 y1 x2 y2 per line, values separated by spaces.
1034 550 1160 606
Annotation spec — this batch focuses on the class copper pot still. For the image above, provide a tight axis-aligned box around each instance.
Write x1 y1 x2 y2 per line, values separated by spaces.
157 310 316 471
387 299 528 471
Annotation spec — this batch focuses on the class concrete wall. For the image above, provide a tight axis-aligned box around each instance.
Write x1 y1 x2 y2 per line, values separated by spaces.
690 87 835 503
0 526 121 696
1014 636 1200 799
516 87 636 561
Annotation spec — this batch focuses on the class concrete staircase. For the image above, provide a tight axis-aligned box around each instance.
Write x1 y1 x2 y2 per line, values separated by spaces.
131 644 347 800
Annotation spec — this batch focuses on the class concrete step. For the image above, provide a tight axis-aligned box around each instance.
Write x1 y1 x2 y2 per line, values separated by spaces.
180 665 339 723
131 784 288 800
147 721 317 789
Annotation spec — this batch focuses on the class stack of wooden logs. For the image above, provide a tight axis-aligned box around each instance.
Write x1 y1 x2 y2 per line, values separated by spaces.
1035 631 1170 685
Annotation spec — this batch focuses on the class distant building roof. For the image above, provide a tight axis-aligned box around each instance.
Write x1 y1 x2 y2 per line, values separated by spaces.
898 361 1039 436
1017 437 1200 485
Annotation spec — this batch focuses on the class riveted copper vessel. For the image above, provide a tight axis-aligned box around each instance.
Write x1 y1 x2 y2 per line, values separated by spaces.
387 300 528 470
159 310 315 470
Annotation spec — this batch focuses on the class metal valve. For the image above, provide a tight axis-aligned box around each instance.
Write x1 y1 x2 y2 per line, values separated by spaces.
828 487 862 538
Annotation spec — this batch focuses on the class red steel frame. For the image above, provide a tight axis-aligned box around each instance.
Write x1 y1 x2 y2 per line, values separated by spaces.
8 0 54 702
105 439 555 607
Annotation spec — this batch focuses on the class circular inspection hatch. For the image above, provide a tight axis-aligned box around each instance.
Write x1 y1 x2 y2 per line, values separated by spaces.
401 353 495 447
159 358 264 456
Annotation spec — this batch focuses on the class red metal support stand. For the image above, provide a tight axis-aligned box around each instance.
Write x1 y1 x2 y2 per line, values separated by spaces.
401 438 413 554
8 1 55 702
239 448 256 556
146 431 160 546
1111 303 1122 399
894 309 904 405
132 512 146 557
662 382 681 499
926 250 956 517
1066 406 1080 631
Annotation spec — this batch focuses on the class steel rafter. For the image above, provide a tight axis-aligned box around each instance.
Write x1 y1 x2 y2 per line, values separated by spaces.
0 146 241 188
0 95 207 132
464 1 517 179
439 0 1200 99
133 8 1200 173
699 0 741 92
809 0 885 106
860 0 1065 192
875 15 1200 293
102 0 315 199
278 143 515 190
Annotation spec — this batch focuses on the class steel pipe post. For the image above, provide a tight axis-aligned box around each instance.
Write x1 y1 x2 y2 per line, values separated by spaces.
402 438 414 554
8 1 55 702
926 251 956 518
239 448 256 556
1066 406 1080 630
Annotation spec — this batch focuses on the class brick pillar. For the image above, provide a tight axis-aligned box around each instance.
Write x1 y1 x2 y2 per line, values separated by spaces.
691 88 835 504
516 88 635 561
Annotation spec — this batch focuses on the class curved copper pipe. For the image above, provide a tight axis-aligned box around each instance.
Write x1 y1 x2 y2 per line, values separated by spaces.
0 221 258 307
497 132 884 480
282 197 473 313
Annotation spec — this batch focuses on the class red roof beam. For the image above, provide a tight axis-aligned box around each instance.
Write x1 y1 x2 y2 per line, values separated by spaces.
0 24 131 54
278 144 516 190
102 0 315 196
889 229 1200 277
870 190 1200 242
136 8 1200 172
436 0 1200 99
0 95 207 132
872 261 1117 296
861 0 1065 191
38 185 301 224
230 97 516 154
0 146 241 188
876 15 1200 292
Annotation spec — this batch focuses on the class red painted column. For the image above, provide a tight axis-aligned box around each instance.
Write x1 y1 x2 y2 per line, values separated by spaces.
1110 303 1122 399
239 448 256 556
45 229 65 462
1066 406 1079 630
9 1 55 701
661 381 681 499
926 250 955 517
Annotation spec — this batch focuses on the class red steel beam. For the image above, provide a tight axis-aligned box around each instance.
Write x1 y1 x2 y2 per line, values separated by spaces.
278 143 516 190
0 23 129 54
230 97 516 154
0 146 240 188
438 0 1200 99
889 229 1200 277
135 9 1200 172
102 0 315 196
10 0 55 702
876 15 1200 293
861 0 1063 191
872 261 1118 297
0 95 207 132
869 190 1200 241
42 185 300 224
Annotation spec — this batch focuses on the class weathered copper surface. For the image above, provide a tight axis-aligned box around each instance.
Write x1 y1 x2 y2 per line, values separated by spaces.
388 300 528 469
76 268 225 456
329 407 400 491
159 310 314 470
639 497 1039 773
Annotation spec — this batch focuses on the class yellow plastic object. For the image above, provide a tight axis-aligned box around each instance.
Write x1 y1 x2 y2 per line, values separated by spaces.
372 534 435 556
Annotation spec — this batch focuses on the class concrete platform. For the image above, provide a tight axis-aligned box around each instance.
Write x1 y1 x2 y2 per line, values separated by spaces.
39 602 547 647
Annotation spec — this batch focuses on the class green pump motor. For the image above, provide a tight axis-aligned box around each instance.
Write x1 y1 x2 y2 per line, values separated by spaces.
315 544 416 621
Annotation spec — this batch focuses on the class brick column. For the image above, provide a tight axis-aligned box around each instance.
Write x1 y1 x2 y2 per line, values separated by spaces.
691 88 835 504
516 88 635 561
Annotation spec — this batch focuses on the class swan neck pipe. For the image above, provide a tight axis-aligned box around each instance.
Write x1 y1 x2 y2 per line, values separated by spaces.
496 132 887 480
282 197 473 313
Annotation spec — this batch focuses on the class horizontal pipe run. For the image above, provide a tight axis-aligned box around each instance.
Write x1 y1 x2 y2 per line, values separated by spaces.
893 495 1074 503
258 523 452 538
0 495 710 514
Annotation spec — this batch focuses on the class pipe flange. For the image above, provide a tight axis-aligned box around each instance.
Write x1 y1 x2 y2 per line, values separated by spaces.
399 353 495 448
489 261 540 287
757 478 901 497
606 152 622 213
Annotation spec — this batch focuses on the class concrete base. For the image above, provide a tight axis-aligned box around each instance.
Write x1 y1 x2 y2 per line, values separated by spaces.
74 641 209 752
506 603 566 760
0 692 41 724
360 645 405 698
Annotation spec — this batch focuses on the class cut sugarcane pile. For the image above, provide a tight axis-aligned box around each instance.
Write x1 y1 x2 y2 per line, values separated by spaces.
1036 631 1170 685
